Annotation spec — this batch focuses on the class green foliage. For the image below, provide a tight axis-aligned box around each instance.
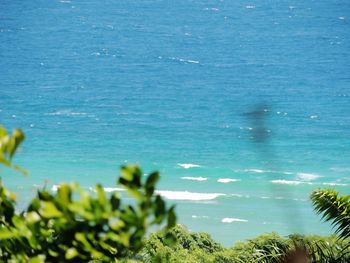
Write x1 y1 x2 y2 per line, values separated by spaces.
139 225 224 263
0 126 176 262
138 226 350 263
0 126 27 175
230 233 291 263
311 188 350 239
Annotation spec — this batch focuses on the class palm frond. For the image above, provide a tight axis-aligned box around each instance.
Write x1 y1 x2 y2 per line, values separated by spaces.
310 188 350 239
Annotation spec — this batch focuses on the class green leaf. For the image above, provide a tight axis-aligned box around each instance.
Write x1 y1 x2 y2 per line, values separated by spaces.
145 171 159 196
164 232 177 246
75 232 92 250
40 201 63 218
0 227 16 239
26 211 41 224
66 247 79 259
167 205 177 228
96 184 107 205
119 165 142 188
110 193 120 210
58 184 72 205
109 219 125 231
28 255 46 263
9 128 25 159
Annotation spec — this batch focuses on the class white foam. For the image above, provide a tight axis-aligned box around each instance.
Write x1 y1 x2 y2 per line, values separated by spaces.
186 60 199 64
177 163 201 169
246 5 256 9
217 178 240 183
297 173 320 181
170 57 200 64
244 169 267 173
222 217 248 223
271 180 303 185
103 187 125 192
156 190 224 201
51 185 59 192
181 177 207 181
237 169 292 175
310 115 318 119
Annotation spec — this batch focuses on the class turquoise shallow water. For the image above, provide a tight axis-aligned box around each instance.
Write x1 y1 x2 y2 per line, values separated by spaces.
1 0 350 246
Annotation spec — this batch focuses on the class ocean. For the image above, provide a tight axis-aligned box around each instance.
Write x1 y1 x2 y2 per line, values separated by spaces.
1 0 349 246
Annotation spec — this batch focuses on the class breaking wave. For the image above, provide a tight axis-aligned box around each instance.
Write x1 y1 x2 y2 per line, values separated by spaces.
156 190 225 201
271 180 313 185
296 173 320 181
181 176 207 181
221 217 248 223
177 163 202 169
217 178 240 183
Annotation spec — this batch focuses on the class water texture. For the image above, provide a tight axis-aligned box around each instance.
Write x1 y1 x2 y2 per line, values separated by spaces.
1 0 349 246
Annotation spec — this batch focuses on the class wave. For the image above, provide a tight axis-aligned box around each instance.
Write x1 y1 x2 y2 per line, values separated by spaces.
271 180 313 185
217 178 240 183
177 163 201 169
235 169 293 175
169 57 200 64
181 176 207 181
242 169 277 173
52 185 126 193
260 196 306 202
244 169 266 173
156 190 225 201
222 217 248 223
46 110 92 117
296 173 320 181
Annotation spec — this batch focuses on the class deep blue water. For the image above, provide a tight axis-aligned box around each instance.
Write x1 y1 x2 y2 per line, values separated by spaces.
1 0 350 246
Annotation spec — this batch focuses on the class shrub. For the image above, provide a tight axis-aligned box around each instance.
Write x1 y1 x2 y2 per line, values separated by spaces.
0 125 176 262
139 227 350 263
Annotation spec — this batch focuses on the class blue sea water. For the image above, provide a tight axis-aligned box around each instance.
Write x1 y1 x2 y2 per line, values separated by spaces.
1 0 350 246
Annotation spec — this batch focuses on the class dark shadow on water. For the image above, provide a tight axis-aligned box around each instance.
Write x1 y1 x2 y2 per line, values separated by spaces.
244 103 304 234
